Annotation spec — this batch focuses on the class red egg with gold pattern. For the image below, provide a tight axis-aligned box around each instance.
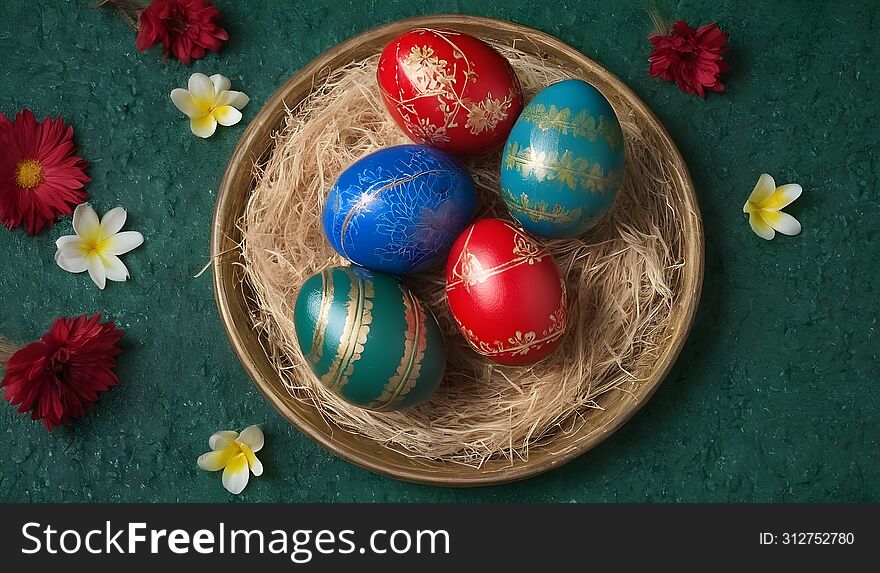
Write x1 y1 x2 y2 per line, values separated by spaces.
377 28 524 155
445 218 568 366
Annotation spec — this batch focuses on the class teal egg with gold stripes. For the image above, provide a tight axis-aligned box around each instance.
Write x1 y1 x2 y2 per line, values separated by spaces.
500 79 625 238
293 265 446 411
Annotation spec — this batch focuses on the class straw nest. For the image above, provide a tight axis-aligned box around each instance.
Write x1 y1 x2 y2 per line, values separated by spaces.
0 337 16 367
239 45 687 467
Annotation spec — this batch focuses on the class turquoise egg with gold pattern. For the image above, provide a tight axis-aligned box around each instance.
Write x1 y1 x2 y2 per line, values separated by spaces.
293 265 446 411
500 79 625 238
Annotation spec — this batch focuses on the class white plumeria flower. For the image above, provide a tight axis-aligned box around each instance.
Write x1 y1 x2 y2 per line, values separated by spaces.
55 203 144 290
171 73 249 138
197 425 264 495
743 173 802 240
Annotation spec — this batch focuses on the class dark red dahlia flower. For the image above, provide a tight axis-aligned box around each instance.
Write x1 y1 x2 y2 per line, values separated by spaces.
649 19 731 97
2 315 123 431
136 0 228 65
0 109 90 235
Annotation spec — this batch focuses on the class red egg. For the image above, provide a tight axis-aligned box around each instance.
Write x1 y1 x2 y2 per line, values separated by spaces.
445 218 568 366
377 28 524 155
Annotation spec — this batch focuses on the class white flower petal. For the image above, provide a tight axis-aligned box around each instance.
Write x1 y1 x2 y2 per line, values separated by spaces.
100 207 128 236
761 210 801 236
212 105 242 127
171 88 202 118
216 90 249 109
87 256 107 290
198 447 235 472
221 453 250 495
210 74 231 94
748 211 775 240
55 251 88 273
188 73 216 110
248 453 263 477
237 425 264 452
747 173 776 206
73 203 100 240
209 431 239 451
191 114 217 138
105 231 144 255
758 184 802 211
239 443 262 475
102 254 130 282
56 235 83 257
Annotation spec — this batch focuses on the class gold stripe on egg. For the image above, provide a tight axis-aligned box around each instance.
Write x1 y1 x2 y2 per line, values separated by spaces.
373 285 428 410
338 169 443 256
502 189 582 224
520 104 622 149
445 224 548 292
464 298 568 359
307 268 334 365
322 268 374 390
503 143 622 194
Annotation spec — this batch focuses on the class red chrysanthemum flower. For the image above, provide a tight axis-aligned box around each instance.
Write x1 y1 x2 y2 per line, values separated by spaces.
649 20 731 97
0 109 90 235
136 0 228 65
1 314 123 431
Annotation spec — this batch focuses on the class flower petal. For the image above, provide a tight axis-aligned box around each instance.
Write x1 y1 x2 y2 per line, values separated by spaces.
757 184 802 211
100 207 127 236
105 231 144 255
55 251 89 273
237 425 264 452
87 255 107 289
56 235 84 257
170 89 202 118
188 73 216 111
747 173 776 206
102 254 130 282
221 453 250 494
210 74 231 94
760 210 801 236
748 211 775 240
190 114 217 138
209 430 239 451
216 90 249 109
212 105 242 127
73 203 100 240
197 445 236 472
241 444 263 477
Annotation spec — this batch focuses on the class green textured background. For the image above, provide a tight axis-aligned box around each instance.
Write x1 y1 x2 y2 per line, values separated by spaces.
1 0 877 502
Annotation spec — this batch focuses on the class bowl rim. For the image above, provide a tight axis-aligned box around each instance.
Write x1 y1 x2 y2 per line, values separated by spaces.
211 14 704 487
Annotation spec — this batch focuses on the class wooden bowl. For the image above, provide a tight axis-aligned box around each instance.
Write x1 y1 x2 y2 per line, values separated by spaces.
211 15 703 486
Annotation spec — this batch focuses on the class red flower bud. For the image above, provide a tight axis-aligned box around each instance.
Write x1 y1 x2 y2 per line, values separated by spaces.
649 20 731 97
136 0 228 65
2 315 123 431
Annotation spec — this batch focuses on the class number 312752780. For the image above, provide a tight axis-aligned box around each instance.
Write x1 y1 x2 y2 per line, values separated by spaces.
760 532 855 545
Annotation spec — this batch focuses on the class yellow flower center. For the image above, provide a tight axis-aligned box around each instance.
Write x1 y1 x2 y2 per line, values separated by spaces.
227 440 256 469
14 159 45 189
83 243 100 257
80 236 111 258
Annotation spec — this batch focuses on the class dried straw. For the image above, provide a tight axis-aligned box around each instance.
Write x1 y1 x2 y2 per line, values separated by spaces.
0 336 18 369
239 45 686 467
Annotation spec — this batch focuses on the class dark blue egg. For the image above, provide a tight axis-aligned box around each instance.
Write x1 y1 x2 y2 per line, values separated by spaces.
322 145 477 275
500 79 625 238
